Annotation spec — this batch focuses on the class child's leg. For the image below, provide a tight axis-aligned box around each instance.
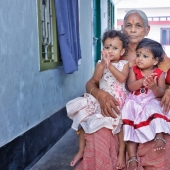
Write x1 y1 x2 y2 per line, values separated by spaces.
116 127 126 169
154 132 166 151
127 141 138 170
70 128 85 166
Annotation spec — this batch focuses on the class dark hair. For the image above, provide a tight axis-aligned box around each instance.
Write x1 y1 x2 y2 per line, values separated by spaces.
136 38 164 65
102 30 129 56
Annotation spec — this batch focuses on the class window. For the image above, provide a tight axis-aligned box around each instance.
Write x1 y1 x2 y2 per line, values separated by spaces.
37 0 62 71
161 28 170 45
37 0 81 73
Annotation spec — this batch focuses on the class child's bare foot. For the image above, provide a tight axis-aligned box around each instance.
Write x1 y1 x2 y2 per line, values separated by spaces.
116 152 126 169
70 151 83 166
154 137 166 152
127 156 138 170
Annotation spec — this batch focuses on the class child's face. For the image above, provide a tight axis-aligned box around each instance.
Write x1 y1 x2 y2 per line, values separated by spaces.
136 48 158 70
103 37 125 62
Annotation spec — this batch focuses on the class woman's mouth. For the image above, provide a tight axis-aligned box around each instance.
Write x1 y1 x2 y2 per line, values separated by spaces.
130 36 138 39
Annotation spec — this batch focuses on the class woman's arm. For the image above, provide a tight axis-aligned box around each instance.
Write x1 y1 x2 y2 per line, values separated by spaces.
160 68 170 113
159 54 170 113
161 87 170 113
127 68 144 91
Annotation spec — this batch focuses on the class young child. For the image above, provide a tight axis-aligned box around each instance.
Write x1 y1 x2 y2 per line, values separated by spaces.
66 30 129 169
121 38 170 170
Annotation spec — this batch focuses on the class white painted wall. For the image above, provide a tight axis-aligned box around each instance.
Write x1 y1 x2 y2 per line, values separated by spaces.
0 0 94 147
115 0 170 8
115 9 170 20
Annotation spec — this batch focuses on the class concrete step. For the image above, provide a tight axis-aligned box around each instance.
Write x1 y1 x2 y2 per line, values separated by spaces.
29 128 78 170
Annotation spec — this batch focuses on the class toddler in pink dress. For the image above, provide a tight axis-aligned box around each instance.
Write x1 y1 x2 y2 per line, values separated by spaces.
122 38 170 170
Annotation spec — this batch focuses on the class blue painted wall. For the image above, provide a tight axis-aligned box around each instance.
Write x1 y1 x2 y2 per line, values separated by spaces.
0 0 94 147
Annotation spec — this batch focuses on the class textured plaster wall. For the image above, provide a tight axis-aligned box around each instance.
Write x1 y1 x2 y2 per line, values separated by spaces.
0 0 93 147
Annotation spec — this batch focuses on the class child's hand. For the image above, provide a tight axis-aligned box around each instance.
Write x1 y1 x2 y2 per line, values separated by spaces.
101 50 110 67
143 75 158 90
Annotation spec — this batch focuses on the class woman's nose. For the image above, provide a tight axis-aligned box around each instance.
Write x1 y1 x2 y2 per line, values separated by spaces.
131 25 136 32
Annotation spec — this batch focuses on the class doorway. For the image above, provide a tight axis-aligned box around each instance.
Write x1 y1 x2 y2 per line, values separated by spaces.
93 0 101 66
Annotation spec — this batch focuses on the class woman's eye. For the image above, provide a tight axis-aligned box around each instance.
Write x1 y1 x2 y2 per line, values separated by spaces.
143 55 148 58
113 47 118 50
136 24 141 27
126 24 131 27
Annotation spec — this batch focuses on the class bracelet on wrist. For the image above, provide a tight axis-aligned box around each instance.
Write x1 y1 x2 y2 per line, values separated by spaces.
90 87 96 95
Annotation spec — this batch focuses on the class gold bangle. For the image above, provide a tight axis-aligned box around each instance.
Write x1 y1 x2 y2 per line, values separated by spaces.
76 130 80 136
90 87 96 95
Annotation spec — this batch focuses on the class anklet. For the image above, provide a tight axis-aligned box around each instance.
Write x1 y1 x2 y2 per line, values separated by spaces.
128 156 138 164
154 137 166 144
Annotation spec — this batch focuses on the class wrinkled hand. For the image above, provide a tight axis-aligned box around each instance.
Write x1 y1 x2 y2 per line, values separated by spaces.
160 88 170 114
97 89 120 118
143 75 157 90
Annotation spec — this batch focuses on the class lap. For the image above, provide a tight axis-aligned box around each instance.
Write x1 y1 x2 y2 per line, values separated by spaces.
138 134 170 170
75 129 170 170
76 128 119 170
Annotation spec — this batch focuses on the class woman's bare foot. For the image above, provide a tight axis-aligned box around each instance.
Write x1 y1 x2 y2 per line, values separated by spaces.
70 151 83 166
116 152 126 169
127 156 138 170
154 137 166 152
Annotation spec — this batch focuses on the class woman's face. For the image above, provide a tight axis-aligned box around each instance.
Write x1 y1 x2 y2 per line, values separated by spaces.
123 13 150 44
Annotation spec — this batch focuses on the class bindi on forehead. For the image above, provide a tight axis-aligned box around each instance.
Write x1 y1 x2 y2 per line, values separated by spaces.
132 19 134 24
137 50 150 56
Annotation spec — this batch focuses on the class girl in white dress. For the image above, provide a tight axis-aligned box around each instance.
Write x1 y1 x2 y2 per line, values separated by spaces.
66 30 129 169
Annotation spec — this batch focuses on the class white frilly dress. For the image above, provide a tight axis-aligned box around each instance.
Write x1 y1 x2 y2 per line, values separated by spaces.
122 66 170 143
66 60 128 135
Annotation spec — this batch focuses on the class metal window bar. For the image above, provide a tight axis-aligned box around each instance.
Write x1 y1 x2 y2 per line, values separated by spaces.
41 0 54 62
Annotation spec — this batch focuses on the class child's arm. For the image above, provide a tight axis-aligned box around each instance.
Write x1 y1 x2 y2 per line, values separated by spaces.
107 62 129 83
92 50 108 82
144 74 166 98
92 61 105 83
128 68 144 91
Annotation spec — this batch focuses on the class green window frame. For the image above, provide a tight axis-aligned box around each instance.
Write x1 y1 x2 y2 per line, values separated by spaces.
37 0 62 71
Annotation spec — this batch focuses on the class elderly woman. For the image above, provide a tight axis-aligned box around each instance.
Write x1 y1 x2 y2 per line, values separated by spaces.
76 9 170 170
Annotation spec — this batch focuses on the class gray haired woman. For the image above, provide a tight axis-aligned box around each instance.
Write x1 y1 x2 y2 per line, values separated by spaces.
76 9 170 170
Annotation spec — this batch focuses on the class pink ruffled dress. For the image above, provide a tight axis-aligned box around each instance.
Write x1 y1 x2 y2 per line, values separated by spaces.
66 60 128 135
122 66 170 143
